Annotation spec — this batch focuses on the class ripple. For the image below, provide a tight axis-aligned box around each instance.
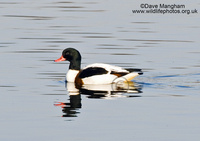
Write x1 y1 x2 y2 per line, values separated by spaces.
189 52 200 54
18 37 63 40
82 36 114 38
121 39 194 43
193 65 200 68
0 2 21 4
111 53 138 56
55 6 84 8
4 15 55 20
131 22 156 24
64 32 111 35
153 74 180 78
13 50 56 53
45 40 83 43
54 1 74 4
61 10 105 12
42 93 66 95
37 72 66 80
98 44 119 46
175 85 193 88
170 67 187 69
0 85 16 87
96 47 135 50
0 42 15 47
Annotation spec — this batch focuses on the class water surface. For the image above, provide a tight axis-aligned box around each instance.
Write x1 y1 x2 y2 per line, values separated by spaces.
0 0 200 141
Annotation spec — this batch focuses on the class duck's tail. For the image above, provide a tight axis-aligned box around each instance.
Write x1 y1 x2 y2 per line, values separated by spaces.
113 69 143 83
123 72 142 81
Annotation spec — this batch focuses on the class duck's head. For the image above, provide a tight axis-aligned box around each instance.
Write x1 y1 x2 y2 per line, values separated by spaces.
55 48 81 70
55 48 81 62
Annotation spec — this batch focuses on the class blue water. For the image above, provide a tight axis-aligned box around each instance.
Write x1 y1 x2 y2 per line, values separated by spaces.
0 0 200 141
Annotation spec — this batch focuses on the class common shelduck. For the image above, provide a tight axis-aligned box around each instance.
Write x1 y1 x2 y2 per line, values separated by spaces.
55 48 143 86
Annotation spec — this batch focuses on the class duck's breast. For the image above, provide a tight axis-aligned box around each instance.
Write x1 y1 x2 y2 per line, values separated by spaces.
66 69 79 82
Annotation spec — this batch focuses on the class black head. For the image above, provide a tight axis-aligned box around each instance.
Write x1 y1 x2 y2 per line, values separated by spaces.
55 48 81 62
62 48 81 62
55 48 81 70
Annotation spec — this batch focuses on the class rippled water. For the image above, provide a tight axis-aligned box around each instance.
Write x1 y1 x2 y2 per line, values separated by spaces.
1 0 200 141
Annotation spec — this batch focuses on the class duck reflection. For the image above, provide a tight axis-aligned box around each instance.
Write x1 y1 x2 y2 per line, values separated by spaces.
54 81 142 117
54 94 81 117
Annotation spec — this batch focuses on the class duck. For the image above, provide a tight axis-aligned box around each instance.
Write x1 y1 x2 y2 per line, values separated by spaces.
54 48 143 86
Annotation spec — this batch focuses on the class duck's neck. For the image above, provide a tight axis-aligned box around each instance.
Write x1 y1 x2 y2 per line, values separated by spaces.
69 59 81 70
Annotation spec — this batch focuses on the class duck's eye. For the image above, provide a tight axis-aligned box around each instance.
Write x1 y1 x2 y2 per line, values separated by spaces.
65 51 70 55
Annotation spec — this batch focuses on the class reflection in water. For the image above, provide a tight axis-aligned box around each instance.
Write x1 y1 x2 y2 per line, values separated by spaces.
55 81 142 117
54 94 81 117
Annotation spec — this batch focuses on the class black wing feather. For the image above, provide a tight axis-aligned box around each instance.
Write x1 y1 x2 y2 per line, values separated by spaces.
125 68 142 72
78 67 108 78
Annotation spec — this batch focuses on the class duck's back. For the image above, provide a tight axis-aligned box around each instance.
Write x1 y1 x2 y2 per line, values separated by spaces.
75 63 131 84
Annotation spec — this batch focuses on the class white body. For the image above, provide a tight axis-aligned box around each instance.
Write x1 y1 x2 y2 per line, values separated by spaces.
66 63 140 84
82 73 117 84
